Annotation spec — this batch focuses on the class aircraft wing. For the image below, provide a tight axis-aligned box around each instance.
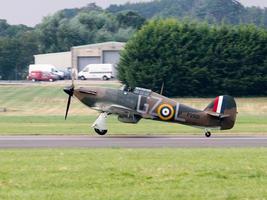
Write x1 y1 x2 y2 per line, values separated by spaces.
104 104 138 116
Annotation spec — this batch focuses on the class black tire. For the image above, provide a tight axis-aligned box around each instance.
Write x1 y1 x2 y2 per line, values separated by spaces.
80 76 86 80
205 131 211 137
102 76 108 81
95 129 108 136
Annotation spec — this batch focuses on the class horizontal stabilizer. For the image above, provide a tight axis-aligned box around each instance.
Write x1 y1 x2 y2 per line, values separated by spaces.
206 111 230 118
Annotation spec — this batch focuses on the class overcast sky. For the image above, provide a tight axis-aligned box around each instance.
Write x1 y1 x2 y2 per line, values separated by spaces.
0 0 266 27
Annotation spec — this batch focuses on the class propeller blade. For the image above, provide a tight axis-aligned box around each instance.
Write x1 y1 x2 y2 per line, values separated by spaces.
65 94 72 120
65 67 75 120
64 86 74 120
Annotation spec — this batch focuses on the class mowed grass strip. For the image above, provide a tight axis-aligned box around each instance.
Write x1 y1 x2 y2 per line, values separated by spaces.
0 85 266 135
0 149 267 200
0 85 93 116
0 115 266 135
1 85 267 116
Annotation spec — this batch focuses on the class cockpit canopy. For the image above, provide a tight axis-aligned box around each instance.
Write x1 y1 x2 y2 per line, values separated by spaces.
133 87 152 96
120 85 152 97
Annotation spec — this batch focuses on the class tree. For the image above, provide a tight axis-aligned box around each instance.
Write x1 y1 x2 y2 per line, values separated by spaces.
116 11 146 29
108 0 267 27
118 19 267 96
0 31 38 80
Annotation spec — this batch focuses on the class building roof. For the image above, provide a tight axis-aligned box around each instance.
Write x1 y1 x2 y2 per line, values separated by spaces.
34 51 71 57
72 41 125 49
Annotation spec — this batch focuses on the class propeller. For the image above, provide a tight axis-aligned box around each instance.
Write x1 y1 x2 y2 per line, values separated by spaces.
64 68 76 120
64 85 74 120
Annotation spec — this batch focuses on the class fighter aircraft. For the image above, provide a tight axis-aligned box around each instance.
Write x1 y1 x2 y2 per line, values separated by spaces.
64 78 237 137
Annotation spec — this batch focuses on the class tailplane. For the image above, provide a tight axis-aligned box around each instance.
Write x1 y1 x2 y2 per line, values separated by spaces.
205 95 237 130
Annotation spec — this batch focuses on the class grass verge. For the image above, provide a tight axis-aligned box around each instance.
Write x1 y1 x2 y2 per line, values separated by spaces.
0 148 267 200
0 85 266 135
0 115 266 135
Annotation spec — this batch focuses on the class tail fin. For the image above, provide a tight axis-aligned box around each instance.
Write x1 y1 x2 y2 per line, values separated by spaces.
205 95 237 130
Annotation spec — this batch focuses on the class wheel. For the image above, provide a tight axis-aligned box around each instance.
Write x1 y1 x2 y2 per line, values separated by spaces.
32 79 36 82
102 76 108 81
95 128 108 136
49 78 53 82
205 131 211 137
80 76 86 80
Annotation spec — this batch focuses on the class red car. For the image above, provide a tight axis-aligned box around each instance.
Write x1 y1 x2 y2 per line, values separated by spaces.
28 71 58 82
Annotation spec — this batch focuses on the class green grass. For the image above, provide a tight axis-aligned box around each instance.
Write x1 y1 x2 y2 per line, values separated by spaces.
0 115 266 135
0 84 120 116
0 85 266 135
1 85 267 116
0 148 267 200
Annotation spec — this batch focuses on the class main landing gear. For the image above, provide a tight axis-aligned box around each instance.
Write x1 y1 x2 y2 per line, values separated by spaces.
94 129 108 135
205 129 211 137
92 112 108 136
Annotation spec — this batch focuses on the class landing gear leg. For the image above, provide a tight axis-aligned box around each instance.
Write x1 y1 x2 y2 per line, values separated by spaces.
92 112 108 136
205 129 211 138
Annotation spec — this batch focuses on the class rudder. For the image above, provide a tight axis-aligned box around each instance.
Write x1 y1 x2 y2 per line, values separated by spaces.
205 95 237 130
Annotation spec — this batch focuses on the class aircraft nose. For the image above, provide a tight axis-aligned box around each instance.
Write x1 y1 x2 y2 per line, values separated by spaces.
77 88 97 96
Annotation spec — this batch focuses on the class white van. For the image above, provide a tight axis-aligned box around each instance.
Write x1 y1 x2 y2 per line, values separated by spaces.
29 64 64 80
78 64 115 80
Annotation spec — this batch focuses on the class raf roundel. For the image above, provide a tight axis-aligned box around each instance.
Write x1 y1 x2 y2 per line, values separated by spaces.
157 104 174 121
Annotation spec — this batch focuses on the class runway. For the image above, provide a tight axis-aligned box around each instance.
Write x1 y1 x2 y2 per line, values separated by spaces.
0 135 267 148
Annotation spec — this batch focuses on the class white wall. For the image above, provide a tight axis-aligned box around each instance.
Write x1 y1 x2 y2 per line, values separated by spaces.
34 52 71 70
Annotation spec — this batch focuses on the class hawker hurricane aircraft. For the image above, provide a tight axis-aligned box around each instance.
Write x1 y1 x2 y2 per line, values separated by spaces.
64 77 237 137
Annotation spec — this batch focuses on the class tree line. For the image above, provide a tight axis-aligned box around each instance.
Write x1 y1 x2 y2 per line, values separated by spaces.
108 0 267 27
0 3 145 80
118 19 267 96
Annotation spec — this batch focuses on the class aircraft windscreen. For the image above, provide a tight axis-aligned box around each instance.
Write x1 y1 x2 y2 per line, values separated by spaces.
133 87 152 96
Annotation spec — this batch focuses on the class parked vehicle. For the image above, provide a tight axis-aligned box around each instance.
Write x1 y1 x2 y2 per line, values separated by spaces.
61 67 72 80
28 71 59 82
78 64 115 80
29 64 65 80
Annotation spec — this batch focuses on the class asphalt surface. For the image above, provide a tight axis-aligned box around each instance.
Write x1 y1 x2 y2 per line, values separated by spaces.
0 135 267 148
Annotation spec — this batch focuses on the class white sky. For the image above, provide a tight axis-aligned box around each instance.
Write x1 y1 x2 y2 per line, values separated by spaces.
0 0 266 27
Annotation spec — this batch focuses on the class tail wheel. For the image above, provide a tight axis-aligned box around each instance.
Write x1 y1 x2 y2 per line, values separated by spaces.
95 129 108 136
205 131 211 137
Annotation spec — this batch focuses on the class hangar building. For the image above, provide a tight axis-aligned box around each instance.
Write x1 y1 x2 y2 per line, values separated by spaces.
34 52 72 70
34 41 125 75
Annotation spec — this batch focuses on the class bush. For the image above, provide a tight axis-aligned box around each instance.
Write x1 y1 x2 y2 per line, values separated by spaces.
118 19 267 96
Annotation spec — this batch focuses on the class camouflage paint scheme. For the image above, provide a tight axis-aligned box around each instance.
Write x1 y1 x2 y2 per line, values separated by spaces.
73 86 237 131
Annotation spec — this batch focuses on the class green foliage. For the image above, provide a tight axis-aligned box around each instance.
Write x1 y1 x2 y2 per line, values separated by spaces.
116 11 146 29
0 20 36 79
0 32 38 80
118 19 267 96
0 31 39 80
108 0 267 27
0 19 32 38
36 5 145 53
